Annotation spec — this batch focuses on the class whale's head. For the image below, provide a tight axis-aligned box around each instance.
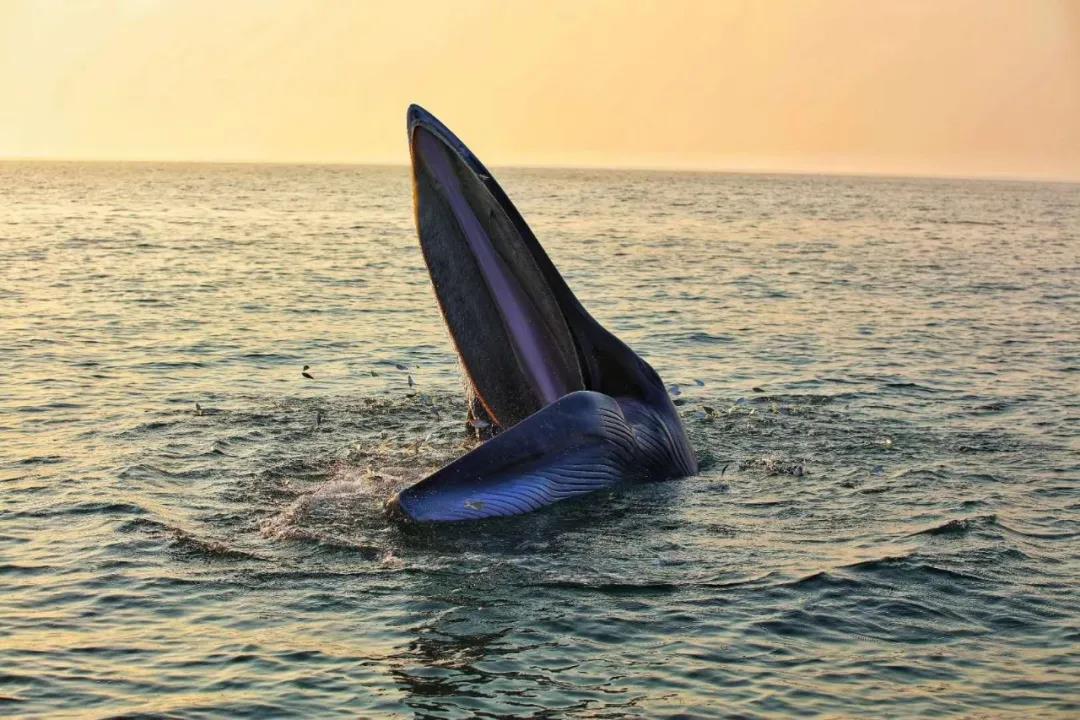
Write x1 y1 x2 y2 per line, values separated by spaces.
390 104 698 522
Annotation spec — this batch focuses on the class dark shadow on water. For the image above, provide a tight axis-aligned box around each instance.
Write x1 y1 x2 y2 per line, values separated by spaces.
382 483 686 717
388 481 679 556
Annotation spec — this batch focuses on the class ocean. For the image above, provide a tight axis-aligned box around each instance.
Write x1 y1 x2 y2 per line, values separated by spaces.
2 161 1077 718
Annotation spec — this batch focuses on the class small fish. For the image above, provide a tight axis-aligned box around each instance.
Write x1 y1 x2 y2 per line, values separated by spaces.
369 369 378 377
702 405 716 415
302 365 314 380
464 499 486 511
194 402 203 417
407 374 414 387
467 418 490 429
668 384 682 396
752 386 764 393
720 463 729 477
394 363 408 371
314 410 322 428
694 379 705 387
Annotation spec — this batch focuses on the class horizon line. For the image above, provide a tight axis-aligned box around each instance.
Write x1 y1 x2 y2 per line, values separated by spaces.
2 154 1077 186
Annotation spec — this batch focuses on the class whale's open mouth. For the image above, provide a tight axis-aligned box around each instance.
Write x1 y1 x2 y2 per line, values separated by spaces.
390 104 697 522
408 105 585 429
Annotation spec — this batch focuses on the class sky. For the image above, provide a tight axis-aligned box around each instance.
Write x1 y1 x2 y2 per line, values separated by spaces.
1 0 1078 180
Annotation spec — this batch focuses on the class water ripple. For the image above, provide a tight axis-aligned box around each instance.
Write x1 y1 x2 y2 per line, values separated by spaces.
1 162 1077 718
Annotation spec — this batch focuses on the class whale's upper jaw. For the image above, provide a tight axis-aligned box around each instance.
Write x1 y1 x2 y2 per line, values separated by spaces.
408 104 586 429
407 104 679 427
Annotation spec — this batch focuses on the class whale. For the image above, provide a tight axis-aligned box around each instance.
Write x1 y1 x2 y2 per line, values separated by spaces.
386 104 697 522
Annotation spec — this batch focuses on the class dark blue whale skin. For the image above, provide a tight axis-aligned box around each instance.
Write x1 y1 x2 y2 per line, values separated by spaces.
387 105 697 523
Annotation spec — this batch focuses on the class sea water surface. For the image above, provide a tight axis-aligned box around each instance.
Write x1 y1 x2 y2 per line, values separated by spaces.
1 162 1078 718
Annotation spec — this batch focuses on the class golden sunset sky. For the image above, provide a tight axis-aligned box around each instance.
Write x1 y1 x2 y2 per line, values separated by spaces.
2 0 1078 180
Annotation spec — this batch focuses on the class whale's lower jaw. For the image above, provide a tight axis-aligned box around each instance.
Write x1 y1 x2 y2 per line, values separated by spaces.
388 392 695 523
396 104 697 523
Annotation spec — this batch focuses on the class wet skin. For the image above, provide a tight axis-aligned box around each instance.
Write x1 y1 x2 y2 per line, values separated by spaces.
388 105 697 522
